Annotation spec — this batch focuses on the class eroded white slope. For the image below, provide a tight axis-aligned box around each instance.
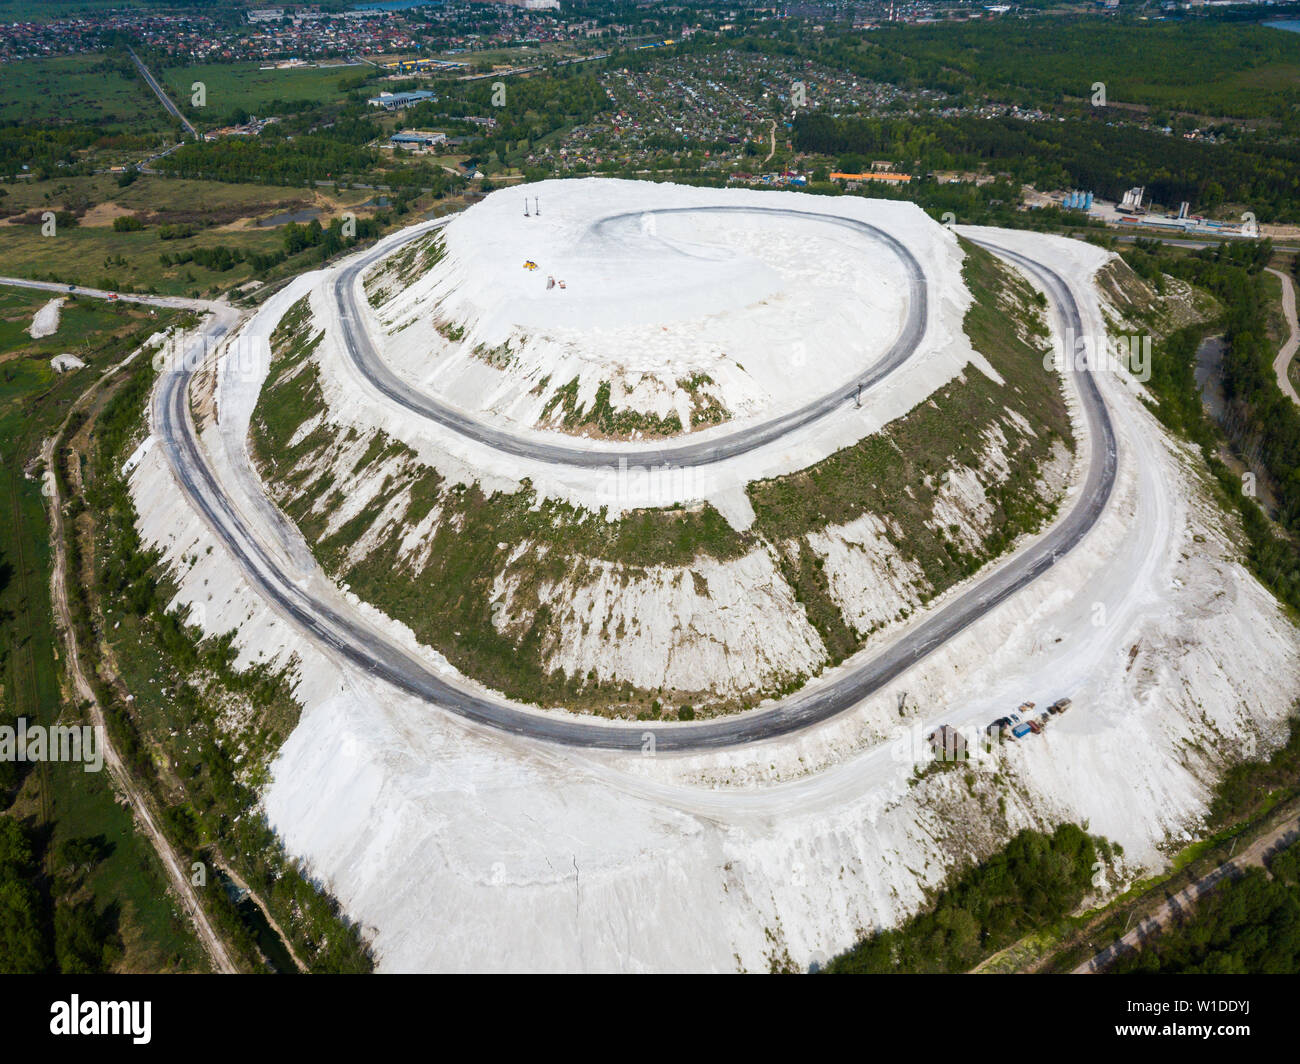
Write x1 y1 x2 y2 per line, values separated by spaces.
133 221 1300 972
491 545 828 697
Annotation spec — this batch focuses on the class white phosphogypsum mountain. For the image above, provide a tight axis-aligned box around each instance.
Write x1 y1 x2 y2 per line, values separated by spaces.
124 187 1300 972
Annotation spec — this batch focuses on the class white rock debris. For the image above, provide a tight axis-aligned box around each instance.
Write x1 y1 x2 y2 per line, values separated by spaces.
50 353 85 373
27 296 63 339
492 545 827 697
805 513 928 635
122 197 1300 973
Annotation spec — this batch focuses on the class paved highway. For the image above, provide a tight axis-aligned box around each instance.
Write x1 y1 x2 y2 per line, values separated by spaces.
1115 233 1300 254
0 276 213 312
334 205 929 467
128 47 199 140
147 224 1118 751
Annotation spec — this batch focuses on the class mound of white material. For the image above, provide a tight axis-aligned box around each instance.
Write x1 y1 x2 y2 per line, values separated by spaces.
131 212 1300 972
318 183 982 519
373 179 913 434
50 353 85 373
255 228 1299 971
28 297 64 339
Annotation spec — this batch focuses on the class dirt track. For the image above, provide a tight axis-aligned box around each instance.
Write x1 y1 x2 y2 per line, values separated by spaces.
42 321 238 975
1266 267 1300 405
1074 809 1300 973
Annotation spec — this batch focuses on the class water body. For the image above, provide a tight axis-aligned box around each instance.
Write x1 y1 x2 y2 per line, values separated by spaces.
218 871 297 973
1264 19 1300 33
1195 332 1283 516
1195 334 1228 423
258 208 321 228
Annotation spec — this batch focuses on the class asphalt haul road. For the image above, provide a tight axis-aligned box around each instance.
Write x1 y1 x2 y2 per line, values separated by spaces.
152 228 1116 752
334 205 929 468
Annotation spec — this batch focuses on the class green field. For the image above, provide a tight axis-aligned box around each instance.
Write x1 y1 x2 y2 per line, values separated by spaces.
162 60 372 120
0 172 361 217
0 290 161 362
0 53 369 134
0 54 170 130
0 285 205 971
0 173 411 296
0 287 153 753
0 223 286 296
0 0 128 19
0 174 366 296
0 293 65 734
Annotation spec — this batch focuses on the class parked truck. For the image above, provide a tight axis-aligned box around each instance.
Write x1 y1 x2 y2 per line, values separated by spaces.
987 711 1022 737
989 698 1073 742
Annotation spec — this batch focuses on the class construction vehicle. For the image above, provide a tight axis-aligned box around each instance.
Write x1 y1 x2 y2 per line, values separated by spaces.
1048 697 1072 715
523 260 538 271
927 724 968 761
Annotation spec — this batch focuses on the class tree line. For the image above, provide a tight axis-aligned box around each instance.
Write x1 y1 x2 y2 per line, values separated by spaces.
794 111 1300 222
1110 841 1300 973
826 824 1116 973
1120 238 1300 612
